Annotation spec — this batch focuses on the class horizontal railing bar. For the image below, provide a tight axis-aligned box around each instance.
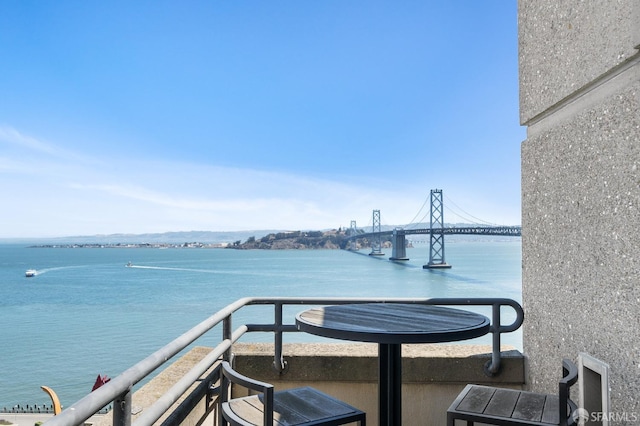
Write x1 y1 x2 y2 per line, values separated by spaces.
246 324 299 333
245 297 524 332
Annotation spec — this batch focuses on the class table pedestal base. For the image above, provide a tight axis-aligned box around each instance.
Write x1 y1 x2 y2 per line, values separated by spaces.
379 343 402 426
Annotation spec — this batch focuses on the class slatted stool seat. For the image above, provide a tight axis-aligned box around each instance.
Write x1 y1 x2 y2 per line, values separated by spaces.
447 359 578 426
219 361 366 426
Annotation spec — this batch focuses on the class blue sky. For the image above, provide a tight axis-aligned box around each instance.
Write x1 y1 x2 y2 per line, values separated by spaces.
0 1 524 238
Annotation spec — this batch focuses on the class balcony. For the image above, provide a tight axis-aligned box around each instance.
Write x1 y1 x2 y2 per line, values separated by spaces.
41 297 524 426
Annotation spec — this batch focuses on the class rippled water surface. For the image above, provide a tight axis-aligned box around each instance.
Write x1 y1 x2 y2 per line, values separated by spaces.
0 238 521 408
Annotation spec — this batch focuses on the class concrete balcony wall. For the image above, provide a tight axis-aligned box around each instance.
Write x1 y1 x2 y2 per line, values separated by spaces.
233 343 524 426
94 344 524 426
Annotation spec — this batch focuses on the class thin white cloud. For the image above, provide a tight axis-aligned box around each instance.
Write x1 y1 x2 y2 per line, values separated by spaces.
0 126 429 237
68 182 273 212
0 125 58 155
0 125 106 170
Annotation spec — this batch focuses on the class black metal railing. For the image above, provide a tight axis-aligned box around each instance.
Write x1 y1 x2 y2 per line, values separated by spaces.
43 297 523 426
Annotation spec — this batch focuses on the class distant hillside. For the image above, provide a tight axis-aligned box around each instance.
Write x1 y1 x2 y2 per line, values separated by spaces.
5 230 282 245
228 229 352 250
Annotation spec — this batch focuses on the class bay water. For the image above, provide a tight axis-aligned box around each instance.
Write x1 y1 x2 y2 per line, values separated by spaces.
0 238 521 409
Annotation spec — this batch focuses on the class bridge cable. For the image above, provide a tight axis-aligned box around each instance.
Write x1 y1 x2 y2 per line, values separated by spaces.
380 212 392 229
443 194 498 226
443 207 481 225
403 194 431 229
444 204 491 225
405 211 431 230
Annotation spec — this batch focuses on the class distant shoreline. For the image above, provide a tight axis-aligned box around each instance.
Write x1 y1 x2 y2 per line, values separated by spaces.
28 242 229 249
21 227 521 250
27 230 354 250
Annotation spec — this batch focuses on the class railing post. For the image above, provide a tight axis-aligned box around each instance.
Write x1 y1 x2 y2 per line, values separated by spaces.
223 315 232 362
220 315 233 426
273 302 288 373
485 302 503 376
113 390 131 426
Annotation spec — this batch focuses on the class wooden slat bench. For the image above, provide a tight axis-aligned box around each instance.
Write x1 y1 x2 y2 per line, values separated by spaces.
447 359 578 426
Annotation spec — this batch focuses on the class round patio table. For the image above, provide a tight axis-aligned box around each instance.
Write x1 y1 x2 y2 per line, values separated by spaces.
296 303 491 426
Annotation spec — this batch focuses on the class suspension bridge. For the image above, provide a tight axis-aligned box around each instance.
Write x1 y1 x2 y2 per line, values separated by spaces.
344 189 521 269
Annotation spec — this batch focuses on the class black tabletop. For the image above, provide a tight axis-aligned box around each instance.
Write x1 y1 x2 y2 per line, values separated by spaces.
296 303 490 344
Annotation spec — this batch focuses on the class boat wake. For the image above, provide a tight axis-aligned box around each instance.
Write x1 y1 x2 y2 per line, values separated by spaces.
127 265 222 274
127 264 288 277
31 266 85 276
125 263 294 278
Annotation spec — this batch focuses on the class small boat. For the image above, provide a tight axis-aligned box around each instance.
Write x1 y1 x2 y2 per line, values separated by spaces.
126 261 133 267
25 269 37 277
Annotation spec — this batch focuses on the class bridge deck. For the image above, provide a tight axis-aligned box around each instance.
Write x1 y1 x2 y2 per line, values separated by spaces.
348 226 521 239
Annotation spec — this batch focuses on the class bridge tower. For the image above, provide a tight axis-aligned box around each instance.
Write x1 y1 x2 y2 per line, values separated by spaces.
369 209 384 256
424 189 452 269
348 220 358 251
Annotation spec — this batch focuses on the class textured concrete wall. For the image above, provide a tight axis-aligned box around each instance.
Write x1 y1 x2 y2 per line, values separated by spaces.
519 0 640 418
519 1 638 124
